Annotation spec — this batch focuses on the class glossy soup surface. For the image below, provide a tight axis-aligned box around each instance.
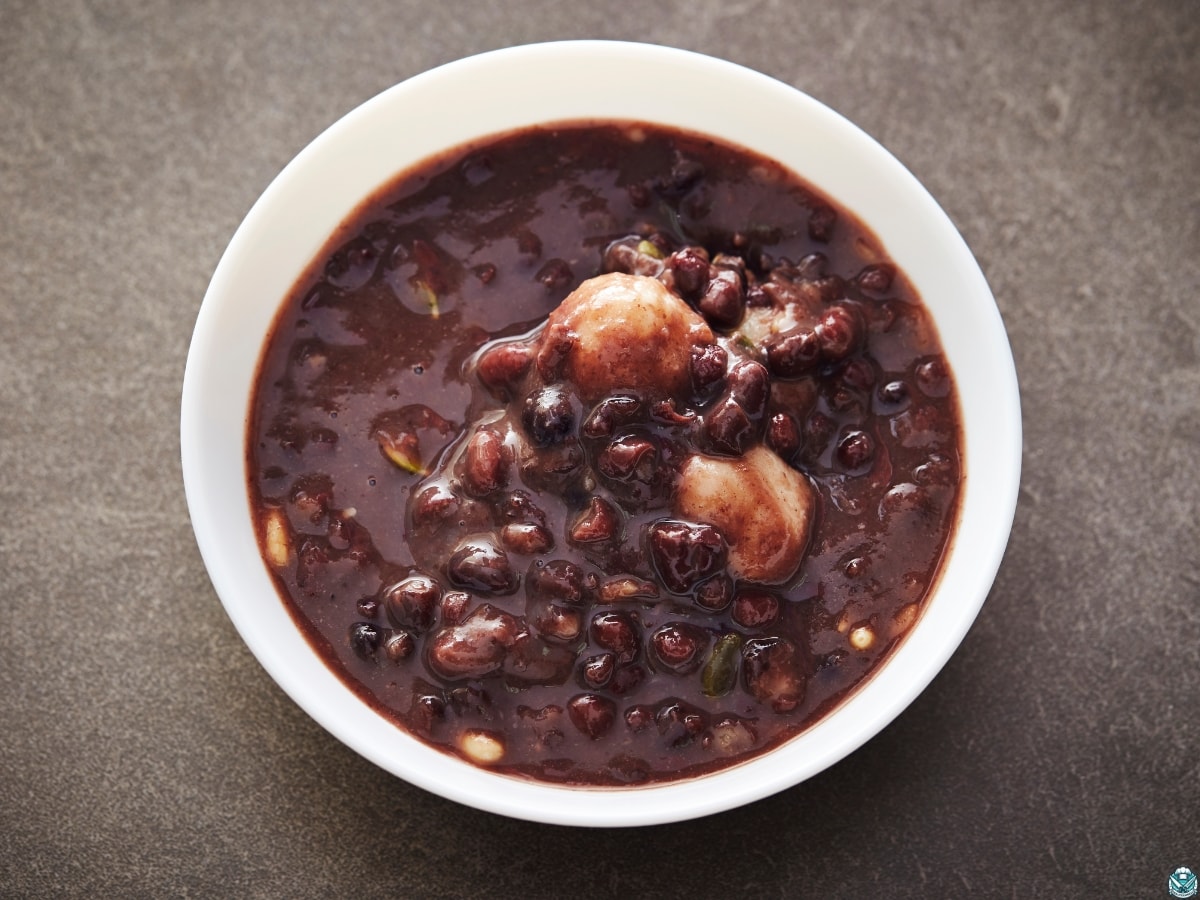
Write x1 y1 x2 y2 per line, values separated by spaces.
248 122 962 785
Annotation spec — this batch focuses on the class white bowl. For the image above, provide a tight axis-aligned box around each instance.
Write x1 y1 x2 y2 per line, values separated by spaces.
181 41 1021 827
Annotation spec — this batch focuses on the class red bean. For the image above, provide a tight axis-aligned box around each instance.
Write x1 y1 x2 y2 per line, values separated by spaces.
590 611 640 663
582 396 641 438
689 343 728 396
698 269 744 328
567 694 616 739
427 604 518 680
349 622 381 660
410 482 459 528
694 575 734 612
727 359 769 416
440 590 470 625
767 412 801 460
500 522 554 555
384 630 415 661
462 428 509 497
704 398 753 455
878 379 910 408
649 623 709 674
767 328 821 377
500 490 547 526
836 429 875 473
597 435 657 482
796 252 828 281
803 412 836 459
666 246 710 298
650 399 696 426
384 574 441 632
580 652 616 689
475 342 532 398
856 263 895 294
526 559 588 605
447 540 518 595
569 496 621 544
840 357 877 391
808 205 837 242
647 520 727 593
522 386 575 447
913 452 957 485
530 601 583 643
406 684 446 735
915 356 951 398
817 304 863 361
731 589 781 629
625 705 653 732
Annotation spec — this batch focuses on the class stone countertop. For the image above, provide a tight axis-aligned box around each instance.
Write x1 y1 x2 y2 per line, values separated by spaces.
2 1 1197 897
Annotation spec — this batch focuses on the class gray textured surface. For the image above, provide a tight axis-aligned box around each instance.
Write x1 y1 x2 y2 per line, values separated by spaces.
2 0 1197 896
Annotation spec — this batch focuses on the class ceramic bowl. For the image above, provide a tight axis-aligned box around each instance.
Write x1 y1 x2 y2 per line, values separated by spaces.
181 40 1021 827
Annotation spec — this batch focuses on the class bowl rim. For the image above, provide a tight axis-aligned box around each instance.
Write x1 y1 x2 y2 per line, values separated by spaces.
181 39 1021 827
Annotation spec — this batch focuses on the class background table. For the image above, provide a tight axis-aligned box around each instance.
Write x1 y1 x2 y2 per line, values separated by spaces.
3 1 1197 896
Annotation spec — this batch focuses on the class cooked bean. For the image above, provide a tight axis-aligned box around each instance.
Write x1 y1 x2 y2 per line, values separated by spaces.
446 540 517 595
567 694 617 739
526 559 587 605
726 358 769 416
731 589 781 629
580 652 616 689
475 342 532 398
698 268 744 328
410 482 459 528
666 245 710 298
500 522 554 555
647 520 727 594
649 622 709 674
439 590 470 625
569 496 621 544
836 429 875 472
689 343 728 396
597 435 657 482
383 574 441 632
694 574 734 612
590 611 640 663
427 604 518 680
582 395 641 438
530 600 583 643
704 398 753 455
767 412 801 460
349 622 381 660
462 428 509 497
384 630 416 661
766 328 821 377
816 304 863 361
